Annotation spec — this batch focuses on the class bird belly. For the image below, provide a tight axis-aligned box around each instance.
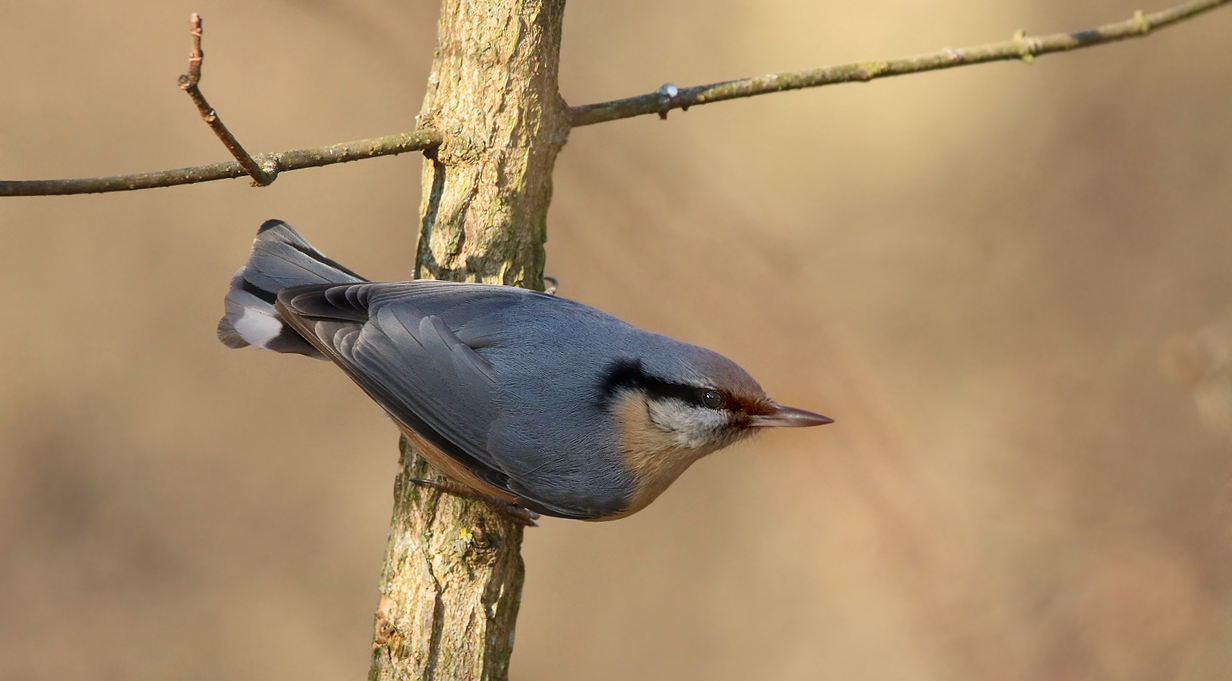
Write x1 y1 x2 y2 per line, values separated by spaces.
395 424 519 504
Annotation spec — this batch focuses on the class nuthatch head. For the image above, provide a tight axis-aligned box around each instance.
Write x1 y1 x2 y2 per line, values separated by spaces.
218 220 832 521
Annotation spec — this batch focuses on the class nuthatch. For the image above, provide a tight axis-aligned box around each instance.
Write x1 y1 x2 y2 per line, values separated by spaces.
218 220 832 521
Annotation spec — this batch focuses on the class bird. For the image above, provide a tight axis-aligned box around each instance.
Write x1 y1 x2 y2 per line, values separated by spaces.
218 220 832 522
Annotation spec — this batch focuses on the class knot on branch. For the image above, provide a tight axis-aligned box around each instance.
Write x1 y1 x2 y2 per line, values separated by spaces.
854 62 889 81
1012 29 1041 63
372 594 402 649
656 83 678 119
1132 10 1153 34
249 156 280 186
435 129 485 165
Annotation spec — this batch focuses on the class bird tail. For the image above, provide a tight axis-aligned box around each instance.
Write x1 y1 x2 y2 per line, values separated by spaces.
217 219 367 358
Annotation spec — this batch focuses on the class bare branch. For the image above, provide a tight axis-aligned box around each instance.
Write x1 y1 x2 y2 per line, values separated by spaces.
2 0 1226 197
177 13 276 186
568 0 1232 127
176 15 277 185
1 12 443 198
0 130 444 197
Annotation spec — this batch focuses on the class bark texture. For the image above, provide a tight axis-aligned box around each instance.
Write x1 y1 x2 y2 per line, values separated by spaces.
369 438 527 681
414 0 570 286
369 0 570 679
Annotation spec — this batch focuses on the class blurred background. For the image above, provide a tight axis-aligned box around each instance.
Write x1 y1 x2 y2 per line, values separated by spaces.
2 0 1231 679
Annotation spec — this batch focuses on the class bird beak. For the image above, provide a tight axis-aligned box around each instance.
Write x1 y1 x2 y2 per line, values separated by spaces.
749 404 834 428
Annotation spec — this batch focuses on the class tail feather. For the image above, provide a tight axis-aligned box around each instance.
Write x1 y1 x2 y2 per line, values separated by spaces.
217 220 367 357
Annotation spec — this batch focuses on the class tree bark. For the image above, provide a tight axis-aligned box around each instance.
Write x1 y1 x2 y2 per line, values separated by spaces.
414 0 570 286
369 0 570 680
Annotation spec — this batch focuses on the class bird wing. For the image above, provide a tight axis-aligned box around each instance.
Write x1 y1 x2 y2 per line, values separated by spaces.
275 281 600 519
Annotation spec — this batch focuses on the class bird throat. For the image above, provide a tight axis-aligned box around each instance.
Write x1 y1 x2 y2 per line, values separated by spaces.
609 390 720 517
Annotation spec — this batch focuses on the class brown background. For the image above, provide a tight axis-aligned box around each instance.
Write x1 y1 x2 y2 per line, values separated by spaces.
3 1 1232 679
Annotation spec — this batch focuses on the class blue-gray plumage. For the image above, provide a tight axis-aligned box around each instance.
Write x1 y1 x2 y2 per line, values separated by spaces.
219 220 832 521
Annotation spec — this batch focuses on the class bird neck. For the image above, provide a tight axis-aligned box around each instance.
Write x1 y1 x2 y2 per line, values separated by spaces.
608 390 725 517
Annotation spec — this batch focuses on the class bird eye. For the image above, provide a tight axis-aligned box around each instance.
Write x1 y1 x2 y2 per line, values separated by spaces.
701 389 724 409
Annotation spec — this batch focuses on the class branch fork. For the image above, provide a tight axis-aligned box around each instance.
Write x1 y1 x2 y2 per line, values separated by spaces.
177 13 276 186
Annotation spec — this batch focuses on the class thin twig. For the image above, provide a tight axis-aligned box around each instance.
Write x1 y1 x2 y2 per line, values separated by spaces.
177 13 276 185
569 0 1232 127
0 130 444 196
1 0 1226 196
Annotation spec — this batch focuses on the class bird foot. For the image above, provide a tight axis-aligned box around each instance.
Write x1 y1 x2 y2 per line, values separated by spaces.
406 477 541 527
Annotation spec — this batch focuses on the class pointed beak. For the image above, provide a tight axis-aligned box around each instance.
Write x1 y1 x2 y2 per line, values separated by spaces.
748 404 834 428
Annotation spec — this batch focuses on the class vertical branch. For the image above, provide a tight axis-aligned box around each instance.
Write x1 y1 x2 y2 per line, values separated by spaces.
369 0 571 679
370 438 526 681
414 0 571 285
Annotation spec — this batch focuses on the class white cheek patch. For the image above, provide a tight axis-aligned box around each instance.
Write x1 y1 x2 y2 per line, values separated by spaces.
647 399 729 449
232 307 285 349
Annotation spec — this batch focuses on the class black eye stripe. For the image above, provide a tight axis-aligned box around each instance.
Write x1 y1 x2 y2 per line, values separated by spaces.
600 359 726 410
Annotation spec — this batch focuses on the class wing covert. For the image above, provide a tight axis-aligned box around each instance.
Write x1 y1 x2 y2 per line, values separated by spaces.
276 280 620 519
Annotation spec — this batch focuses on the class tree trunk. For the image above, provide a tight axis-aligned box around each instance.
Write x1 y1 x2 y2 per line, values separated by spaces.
414 0 570 286
368 0 570 679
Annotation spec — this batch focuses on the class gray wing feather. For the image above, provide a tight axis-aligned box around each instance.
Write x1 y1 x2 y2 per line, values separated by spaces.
279 281 622 519
351 307 499 460
280 282 518 471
